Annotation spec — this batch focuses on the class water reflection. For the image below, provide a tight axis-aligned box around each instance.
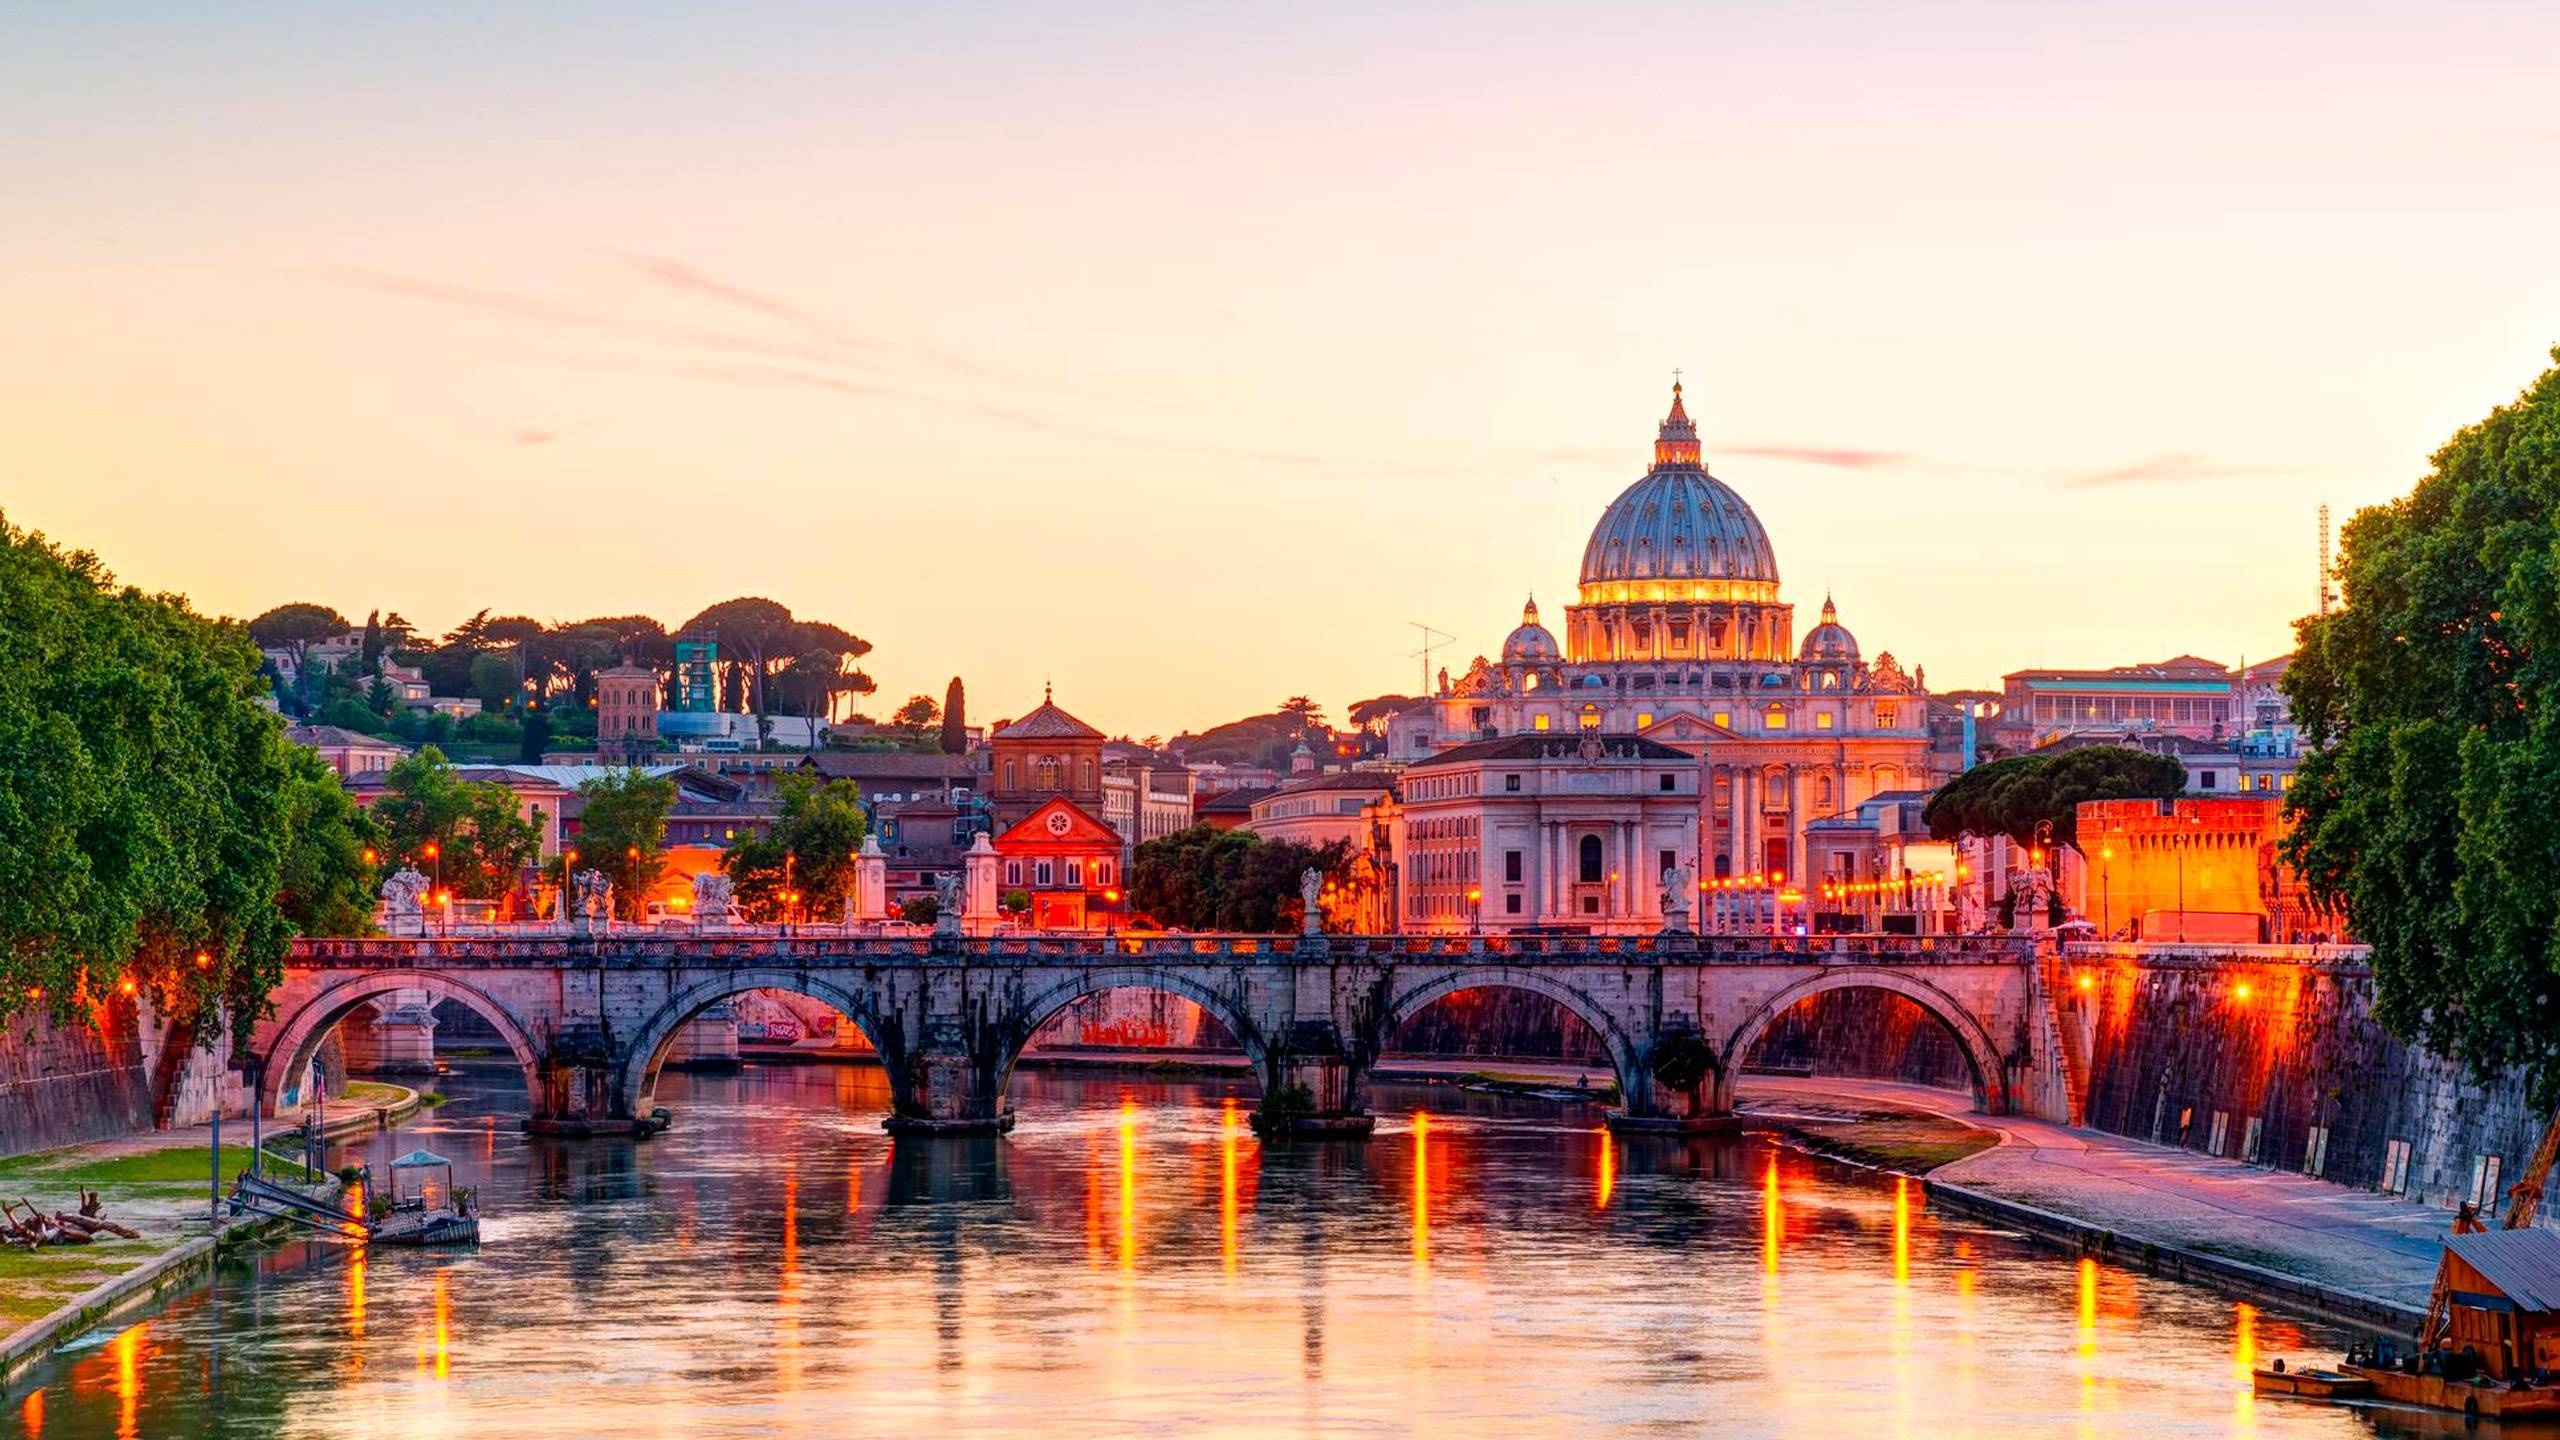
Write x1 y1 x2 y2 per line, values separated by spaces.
7 1063 2440 1439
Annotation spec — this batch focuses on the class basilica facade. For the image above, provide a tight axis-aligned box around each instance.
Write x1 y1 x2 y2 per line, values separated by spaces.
1385 384 1934 899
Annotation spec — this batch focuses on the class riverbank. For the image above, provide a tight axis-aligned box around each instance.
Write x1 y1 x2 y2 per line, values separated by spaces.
0 1080 424 1390
1737 1076 2439 1334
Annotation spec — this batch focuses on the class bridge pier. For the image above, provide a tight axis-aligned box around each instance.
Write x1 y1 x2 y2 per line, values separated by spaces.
1607 1032 1741 1135
1251 1021 1375 1139
883 1021 1016 1138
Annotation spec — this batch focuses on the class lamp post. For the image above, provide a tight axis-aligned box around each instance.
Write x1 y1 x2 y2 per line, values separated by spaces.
2099 844 2115 937
559 847 578 926
783 850 797 936
1466 885 1482 936
1103 887 1121 942
422 841 441 902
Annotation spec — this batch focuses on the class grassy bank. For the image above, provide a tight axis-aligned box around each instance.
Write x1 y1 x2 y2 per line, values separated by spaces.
1775 1108 1999 1173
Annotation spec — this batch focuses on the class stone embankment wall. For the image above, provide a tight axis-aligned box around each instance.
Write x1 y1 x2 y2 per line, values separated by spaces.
2070 951 2542 1211
1745 990 1972 1090
0 1003 153 1157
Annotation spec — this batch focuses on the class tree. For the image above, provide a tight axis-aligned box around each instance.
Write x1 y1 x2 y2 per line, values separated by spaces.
721 773 869 919
941 677 968 754
683 597 797 730
248 602 350 671
576 770 677 921
1129 824 1353 932
1921 745 2185 852
274 745 384 936
468 651 518 709
2 517 314 1029
370 746 541 902
1348 694 1425 731
2283 351 2560 1082
1277 696 1328 731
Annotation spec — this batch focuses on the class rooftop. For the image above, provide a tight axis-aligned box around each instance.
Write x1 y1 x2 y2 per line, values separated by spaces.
1407 733 1694 770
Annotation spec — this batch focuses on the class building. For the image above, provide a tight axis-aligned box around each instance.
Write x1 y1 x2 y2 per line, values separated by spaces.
991 797 1125 930
1997 656 2234 749
1196 787 1271 831
2069 795 2342 943
1244 770 1397 850
286 724 410 778
1102 757 1197 848
1392 733 1699 934
1384 383 1935 882
797 750 984 808
1799 790 1958 932
988 688 1110 832
594 663 661 765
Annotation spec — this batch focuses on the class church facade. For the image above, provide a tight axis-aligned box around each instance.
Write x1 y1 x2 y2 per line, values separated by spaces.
1385 384 1935 893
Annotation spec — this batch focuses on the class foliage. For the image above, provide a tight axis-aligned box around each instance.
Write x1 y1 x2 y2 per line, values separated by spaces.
1347 694 1424 730
575 770 677 920
1173 705 1329 769
721 773 869 919
682 598 874 744
467 652 517 708
941 677 967 754
0 517 305 1027
1921 745 2185 851
1129 824 1354 932
247 602 349 659
2282 351 2560 1082
369 746 541 902
274 745 383 936
1001 887 1031 914
899 894 938 925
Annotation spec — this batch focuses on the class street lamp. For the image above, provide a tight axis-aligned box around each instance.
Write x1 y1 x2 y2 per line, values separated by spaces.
1103 886 1122 942
422 841 441 901
560 847 579 925
1466 885 1482 936
2099 844 2115 937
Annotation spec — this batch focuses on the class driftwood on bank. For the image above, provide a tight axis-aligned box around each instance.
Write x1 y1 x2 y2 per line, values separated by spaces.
3 1191 139 1247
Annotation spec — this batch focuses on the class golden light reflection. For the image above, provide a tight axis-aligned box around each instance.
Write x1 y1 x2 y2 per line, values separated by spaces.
18 1387 38 1439
2233 1302 2259 1433
110 1322 142 1440
1594 1126 1615 1210
1410 1111 1431 1268
1891 1176 1911 1286
348 1251 367 1344
1220 1097 1240 1276
1760 1152 1782 1277
1117 1096 1138 1274
1084 1133 1104 1269
778 1164 803 1394
418 1271 450 1380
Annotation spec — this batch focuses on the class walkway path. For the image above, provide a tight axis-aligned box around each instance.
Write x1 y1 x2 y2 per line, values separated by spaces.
1739 1075 2449 1315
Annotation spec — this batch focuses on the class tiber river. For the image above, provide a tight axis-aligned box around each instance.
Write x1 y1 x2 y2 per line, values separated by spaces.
3 1064 2479 1438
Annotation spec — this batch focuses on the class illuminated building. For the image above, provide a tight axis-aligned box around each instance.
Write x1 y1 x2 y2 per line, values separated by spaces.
2068 795 2344 944
1385 383 1934 881
987 689 1128 928
1996 656 2234 749
593 662 660 764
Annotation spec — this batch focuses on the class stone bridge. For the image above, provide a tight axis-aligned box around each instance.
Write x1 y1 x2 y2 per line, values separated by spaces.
262 932 2080 1138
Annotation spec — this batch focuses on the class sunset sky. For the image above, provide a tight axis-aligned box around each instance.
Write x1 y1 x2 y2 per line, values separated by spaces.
5 3 2557 737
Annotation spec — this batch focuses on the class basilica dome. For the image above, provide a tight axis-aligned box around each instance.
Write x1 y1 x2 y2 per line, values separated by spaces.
1502 598 1560 663
1577 384 1779 589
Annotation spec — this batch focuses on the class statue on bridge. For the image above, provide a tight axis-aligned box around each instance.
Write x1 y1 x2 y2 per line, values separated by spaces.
379 868 430 937
690 871 738 930
1659 862 1694 934
572 869 614 929
1300 868 1325 936
932 871 964 939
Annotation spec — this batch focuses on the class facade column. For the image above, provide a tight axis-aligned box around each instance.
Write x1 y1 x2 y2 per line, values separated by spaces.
1737 769 1759 875
1786 766 1806 882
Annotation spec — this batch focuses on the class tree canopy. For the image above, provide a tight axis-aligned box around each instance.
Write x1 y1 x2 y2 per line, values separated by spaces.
941 677 967 755
1 518 337 1027
370 746 542 902
722 773 869 920
1129 825 1354 932
574 769 677 920
1921 745 2185 851
2283 350 2560 1082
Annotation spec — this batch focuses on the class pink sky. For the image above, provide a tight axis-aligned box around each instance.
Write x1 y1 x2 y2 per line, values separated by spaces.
5 3 2557 736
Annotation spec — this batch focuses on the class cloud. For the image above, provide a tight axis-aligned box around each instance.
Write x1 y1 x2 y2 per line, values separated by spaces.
1723 445 1906 469
614 252 1024 386
2062 453 2309 489
511 428 555 446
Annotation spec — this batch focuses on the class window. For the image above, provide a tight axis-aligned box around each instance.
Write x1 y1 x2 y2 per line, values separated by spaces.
2382 1139 2413 1195
1504 851 1523 883
1764 706 1788 730
1636 712 1652 729
1581 895 1599 915
1505 894 1522 914
1659 849 1677 877
1035 860 1054 886
1505 774 1521 792
1656 774 1674 792
1815 712 1835 730
1006 861 1022 885
1712 711 1730 728
1815 774 1833 807
1533 715 1550 731
1877 704 1898 728
1034 757 1059 789
1099 860 1114 886
1579 706 1601 732
1579 835 1604 884
1066 860 1083 887
2199 770 2218 790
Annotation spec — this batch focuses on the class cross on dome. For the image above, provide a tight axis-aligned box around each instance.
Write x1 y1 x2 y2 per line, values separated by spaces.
1655 380 1700 468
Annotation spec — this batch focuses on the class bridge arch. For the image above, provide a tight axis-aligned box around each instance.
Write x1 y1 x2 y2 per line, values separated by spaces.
996 967 1272 1098
1718 966 2009 1114
1382 966 1646 1104
259 971 542 1116
619 969 902 1117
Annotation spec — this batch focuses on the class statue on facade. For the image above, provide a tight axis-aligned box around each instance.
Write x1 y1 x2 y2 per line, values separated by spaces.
690 871 738 928
1659 863 1694 933
932 871 964 937
1300 868 1325 936
379 868 429 936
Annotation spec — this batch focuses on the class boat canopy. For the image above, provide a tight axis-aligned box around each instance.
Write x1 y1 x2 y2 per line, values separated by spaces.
388 1149 452 1170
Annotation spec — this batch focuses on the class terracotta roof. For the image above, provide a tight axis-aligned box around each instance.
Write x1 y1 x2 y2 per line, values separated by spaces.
1407 733 1694 769
800 751 981 781
1197 787 1273 815
993 697 1104 741
1268 771 1397 797
287 725 409 751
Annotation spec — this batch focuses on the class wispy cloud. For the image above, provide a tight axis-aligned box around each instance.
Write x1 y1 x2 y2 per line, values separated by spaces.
2062 453 2309 489
614 252 1021 386
1724 444 1906 469
511 428 555 446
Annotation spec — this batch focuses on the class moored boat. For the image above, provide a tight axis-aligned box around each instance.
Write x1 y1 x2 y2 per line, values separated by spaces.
2250 1363 2372 1400
370 1148 481 1248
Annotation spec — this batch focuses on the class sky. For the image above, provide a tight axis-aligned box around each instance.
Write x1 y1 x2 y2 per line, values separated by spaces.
4 2 2557 738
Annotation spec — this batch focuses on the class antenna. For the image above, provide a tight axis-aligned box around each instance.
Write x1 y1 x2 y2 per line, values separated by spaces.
1409 621 1453 696
2317 503 2335 615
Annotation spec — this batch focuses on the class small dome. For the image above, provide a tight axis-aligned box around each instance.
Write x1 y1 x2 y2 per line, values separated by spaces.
1503 597 1560 663
1798 594 1859 663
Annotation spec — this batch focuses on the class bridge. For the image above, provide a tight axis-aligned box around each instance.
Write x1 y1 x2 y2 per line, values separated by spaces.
262 932 2082 1138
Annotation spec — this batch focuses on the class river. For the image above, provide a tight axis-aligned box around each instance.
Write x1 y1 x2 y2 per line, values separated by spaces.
5 1063 2472 1438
